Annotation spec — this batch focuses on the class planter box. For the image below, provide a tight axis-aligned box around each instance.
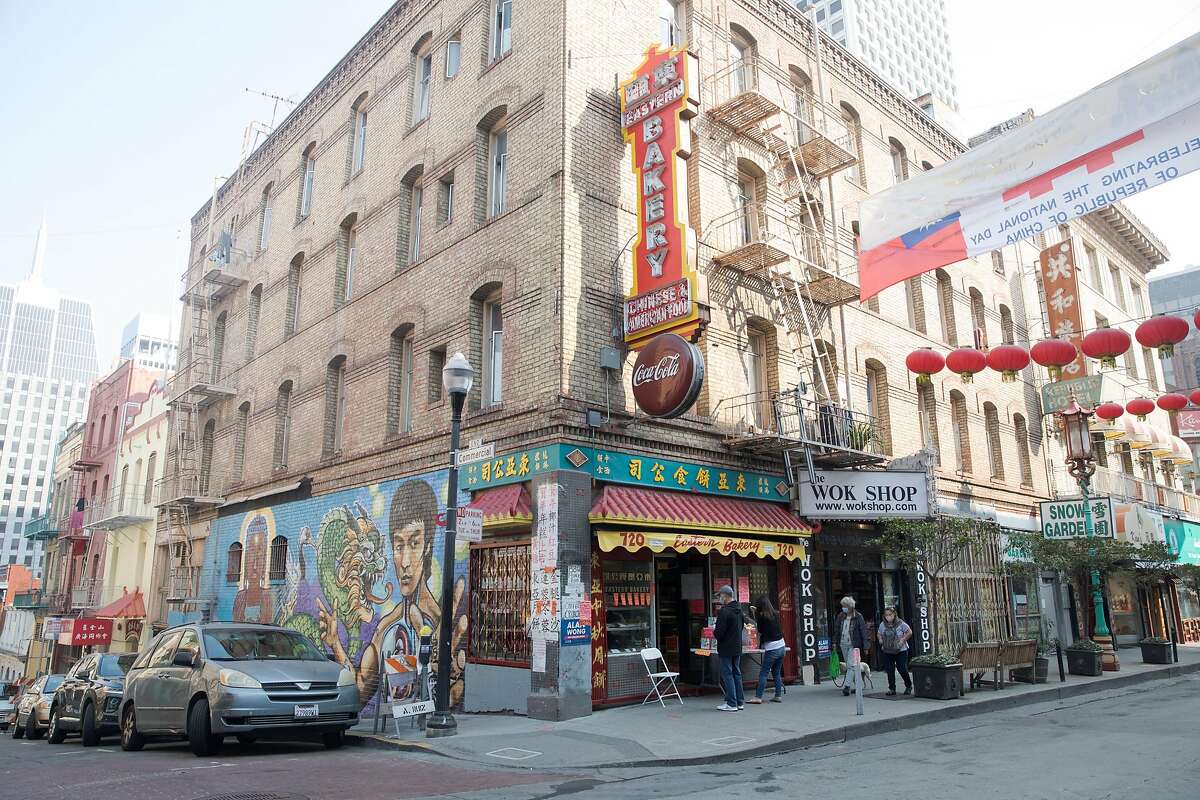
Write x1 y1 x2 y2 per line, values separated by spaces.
1139 641 1173 665
1066 649 1103 676
912 663 963 700
1011 655 1049 684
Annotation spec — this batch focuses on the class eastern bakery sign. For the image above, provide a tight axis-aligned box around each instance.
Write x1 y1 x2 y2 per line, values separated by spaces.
631 332 703 418
620 45 700 347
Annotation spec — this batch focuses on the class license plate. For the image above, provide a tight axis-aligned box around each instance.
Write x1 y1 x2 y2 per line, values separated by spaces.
293 704 319 719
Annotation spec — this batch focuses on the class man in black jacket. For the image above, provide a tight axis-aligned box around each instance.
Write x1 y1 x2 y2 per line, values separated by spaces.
713 585 745 711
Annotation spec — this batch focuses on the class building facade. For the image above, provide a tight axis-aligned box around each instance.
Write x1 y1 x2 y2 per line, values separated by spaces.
120 313 178 374
0 220 98 576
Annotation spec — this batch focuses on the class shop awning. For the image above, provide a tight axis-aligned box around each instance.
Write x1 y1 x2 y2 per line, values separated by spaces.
467 484 533 529
92 589 146 619
596 529 805 561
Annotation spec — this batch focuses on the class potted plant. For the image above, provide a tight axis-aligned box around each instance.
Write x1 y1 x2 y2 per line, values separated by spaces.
1012 637 1055 684
1139 636 1173 665
909 652 963 700
1065 638 1103 676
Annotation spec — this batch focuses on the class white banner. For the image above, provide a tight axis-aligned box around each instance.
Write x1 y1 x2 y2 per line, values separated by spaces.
798 470 928 519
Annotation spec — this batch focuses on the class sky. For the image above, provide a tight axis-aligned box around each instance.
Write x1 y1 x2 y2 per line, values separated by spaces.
1 0 1198 368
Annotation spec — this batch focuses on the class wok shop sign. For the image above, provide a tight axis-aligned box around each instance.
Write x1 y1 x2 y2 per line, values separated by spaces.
798 470 929 519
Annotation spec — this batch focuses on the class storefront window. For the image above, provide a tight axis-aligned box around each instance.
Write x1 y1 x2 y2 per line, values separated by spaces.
1107 573 1143 643
1179 585 1200 620
468 543 530 665
1010 574 1041 639
603 559 653 654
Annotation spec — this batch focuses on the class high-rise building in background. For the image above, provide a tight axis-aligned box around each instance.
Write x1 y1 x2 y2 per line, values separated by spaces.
120 312 177 373
795 0 959 112
0 220 98 574
1148 265 1200 391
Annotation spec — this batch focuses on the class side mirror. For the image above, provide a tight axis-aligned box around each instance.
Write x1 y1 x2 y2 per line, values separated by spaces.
172 650 198 668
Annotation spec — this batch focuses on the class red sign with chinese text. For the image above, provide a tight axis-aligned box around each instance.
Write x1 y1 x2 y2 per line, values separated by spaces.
1038 240 1088 379
59 618 113 647
620 46 700 348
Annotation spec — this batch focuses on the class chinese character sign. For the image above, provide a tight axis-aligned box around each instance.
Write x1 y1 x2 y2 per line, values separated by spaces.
59 617 113 647
1038 240 1088 379
620 46 701 348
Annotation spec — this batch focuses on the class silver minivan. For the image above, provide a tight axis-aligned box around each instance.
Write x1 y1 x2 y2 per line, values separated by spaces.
120 622 359 756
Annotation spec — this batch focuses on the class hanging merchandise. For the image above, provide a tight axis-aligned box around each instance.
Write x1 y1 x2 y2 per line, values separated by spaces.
906 348 945 385
985 344 1030 382
1127 397 1155 420
945 347 986 383
1030 337 1078 381
1157 393 1188 412
1135 314 1190 359
1081 326 1131 369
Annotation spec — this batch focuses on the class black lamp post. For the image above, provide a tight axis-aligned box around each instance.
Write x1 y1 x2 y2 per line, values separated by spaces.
426 352 474 738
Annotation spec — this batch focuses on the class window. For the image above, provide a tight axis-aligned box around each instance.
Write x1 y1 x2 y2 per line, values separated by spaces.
864 359 892 455
936 269 956 345
176 629 201 664
491 0 512 61
298 144 316 218
246 284 262 359
984 402 1004 481
1124 347 1139 379
906 277 927 333
658 0 683 47
428 348 446 403
273 381 292 470
484 292 504 405
285 253 304 336
468 543 531 666
489 124 508 217
412 38 433 124
1109 266 1127 309
917 383 940 464
968 288 987 348
1014 413 1033 487
269 535 287 582
257 183 273 252
729 25 755 94
1143 347 1159 391
445 33 461 78
888 137 908 183
324 356 347 457
234 402 250 481
813 340 839 405
438 172 455 224
211 311 227 383
950 390 972 474
840 102 865 187
199 419 215 496
388 327 415 435
144 451 156 504
409 183 424 263
226 542 243 583
991 250 1005 275
336 214 358 303
1083 242 1102 287
999 305 1014 345
743 327 768 428
398 165 424 265
736 161 763 246
350 94 368 174
1133 286 1147 318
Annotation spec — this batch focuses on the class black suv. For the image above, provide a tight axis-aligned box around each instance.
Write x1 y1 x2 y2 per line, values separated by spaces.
48 652 137 745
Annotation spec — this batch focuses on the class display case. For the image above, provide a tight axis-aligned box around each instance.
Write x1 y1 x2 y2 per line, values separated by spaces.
603 559 653 654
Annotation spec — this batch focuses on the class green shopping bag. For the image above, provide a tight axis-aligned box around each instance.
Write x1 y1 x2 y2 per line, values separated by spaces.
828 650 840 680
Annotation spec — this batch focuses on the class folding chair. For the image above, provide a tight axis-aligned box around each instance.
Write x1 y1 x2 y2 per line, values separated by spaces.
640 647 683 707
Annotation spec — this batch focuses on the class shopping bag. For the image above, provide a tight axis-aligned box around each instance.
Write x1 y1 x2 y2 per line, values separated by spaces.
828 650 841 680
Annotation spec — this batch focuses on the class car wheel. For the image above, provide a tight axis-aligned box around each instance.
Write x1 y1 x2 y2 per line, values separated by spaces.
47 707 66 744
25 712 42 740
187 698 222 758
322 730 345 750
80 702 100 747
235 734 257 745
120 706 144 752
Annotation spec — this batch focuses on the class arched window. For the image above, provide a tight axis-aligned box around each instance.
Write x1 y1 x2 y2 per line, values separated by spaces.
246 284 263 359
813 339 839 406
285 253 304 336
984 402 1004 481
471 283 505 409
335 213 359 303
735 158 765 246
864 359 892 455
936 269 957 345
921 160 934 173
324 356 347 457
397 165 425 267
411 36 433 125
906 277 927 334
743 319 775 428
257 183 273 252
144 451 157 504
269 535 288 582
98 414 106 447
840 102 864 187
475 107 507 221
273 381 293 470
789 66 814 123
112 404 120 443
991 249 1005 275
1014 413 1033 487
350 92 368 174
917 383 940 464
226 542 243 583
388 326 415 435
999 304 1014 345
949 389 972 474
131 458 143 510
234 401 250 481
199 419 215 496
888 137 908 183
211 311 227 383
968 287 987 348
297 142 317 219
118 464 129 512
729 25 756 94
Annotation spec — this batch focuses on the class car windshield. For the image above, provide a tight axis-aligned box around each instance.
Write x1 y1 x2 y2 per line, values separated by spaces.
98 654 137 677
203 629 327 662
43 676 63 692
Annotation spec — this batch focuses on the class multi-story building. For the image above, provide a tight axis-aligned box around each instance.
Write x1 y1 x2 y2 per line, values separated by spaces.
1148 265 1200 391
120 313 178 374
0 564 38 682
795 0 958 112
0 219 98 576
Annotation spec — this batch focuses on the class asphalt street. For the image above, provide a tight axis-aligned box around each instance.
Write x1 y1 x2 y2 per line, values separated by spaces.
3 673 1197 800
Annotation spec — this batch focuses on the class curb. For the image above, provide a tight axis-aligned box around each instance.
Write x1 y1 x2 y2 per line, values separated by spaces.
346 660 1200 769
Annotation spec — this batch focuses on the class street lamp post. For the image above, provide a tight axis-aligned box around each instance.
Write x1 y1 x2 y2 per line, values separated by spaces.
426 352 474 738
1057 396 1119 670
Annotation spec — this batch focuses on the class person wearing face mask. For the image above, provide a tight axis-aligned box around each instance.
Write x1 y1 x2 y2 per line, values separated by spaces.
831 596 870 696
877 606 913 696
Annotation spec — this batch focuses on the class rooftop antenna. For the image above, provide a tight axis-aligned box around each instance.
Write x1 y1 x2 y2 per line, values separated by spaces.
240 87 298 176
244 87 296 130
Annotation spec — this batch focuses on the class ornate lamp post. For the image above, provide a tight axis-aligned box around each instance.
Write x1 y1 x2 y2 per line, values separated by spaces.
1056 396 1118 670
426 352 474 738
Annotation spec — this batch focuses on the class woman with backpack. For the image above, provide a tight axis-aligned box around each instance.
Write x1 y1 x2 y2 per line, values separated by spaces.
877 606 913 696
746 595 786 704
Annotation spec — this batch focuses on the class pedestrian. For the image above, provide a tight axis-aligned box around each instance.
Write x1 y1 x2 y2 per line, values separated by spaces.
746 595 786 704
713 585 745 712
831 596 870 696
877 606 913 696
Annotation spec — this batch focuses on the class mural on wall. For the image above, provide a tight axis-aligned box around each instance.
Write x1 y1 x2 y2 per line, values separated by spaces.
209 471 469 709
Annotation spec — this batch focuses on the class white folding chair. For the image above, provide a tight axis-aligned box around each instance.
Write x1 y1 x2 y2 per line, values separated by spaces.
640 647 683 707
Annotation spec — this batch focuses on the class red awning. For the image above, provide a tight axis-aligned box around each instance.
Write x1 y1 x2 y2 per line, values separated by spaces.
589 485 810 537
467 484 533 529
92 589 146 619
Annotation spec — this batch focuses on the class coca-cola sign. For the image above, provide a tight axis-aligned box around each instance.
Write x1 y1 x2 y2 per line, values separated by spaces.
631 333 703 418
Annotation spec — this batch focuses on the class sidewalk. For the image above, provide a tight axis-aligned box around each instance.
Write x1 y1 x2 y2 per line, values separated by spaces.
348 647 1200 769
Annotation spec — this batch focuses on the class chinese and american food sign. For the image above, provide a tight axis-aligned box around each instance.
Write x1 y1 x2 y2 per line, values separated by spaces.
620 45 700 348
58 618 113 647
1038 240 1088 379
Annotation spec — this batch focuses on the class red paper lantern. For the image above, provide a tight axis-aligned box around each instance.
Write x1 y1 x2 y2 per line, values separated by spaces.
1127 397 1155 420
1095 402 1124 421
1135 314 1190 359
985 344 1030 383
1157 393 1188 412
945 347 986 383
906 348 945 385
1190 389 1200 406
1030 338 1077 381
1081 326 1132 369
1194 309 1200 331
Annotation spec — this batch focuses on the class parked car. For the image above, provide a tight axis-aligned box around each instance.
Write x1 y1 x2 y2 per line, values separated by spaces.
47 652 137 745
11 674 64 739
120 622 359 756
0 698 14 732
